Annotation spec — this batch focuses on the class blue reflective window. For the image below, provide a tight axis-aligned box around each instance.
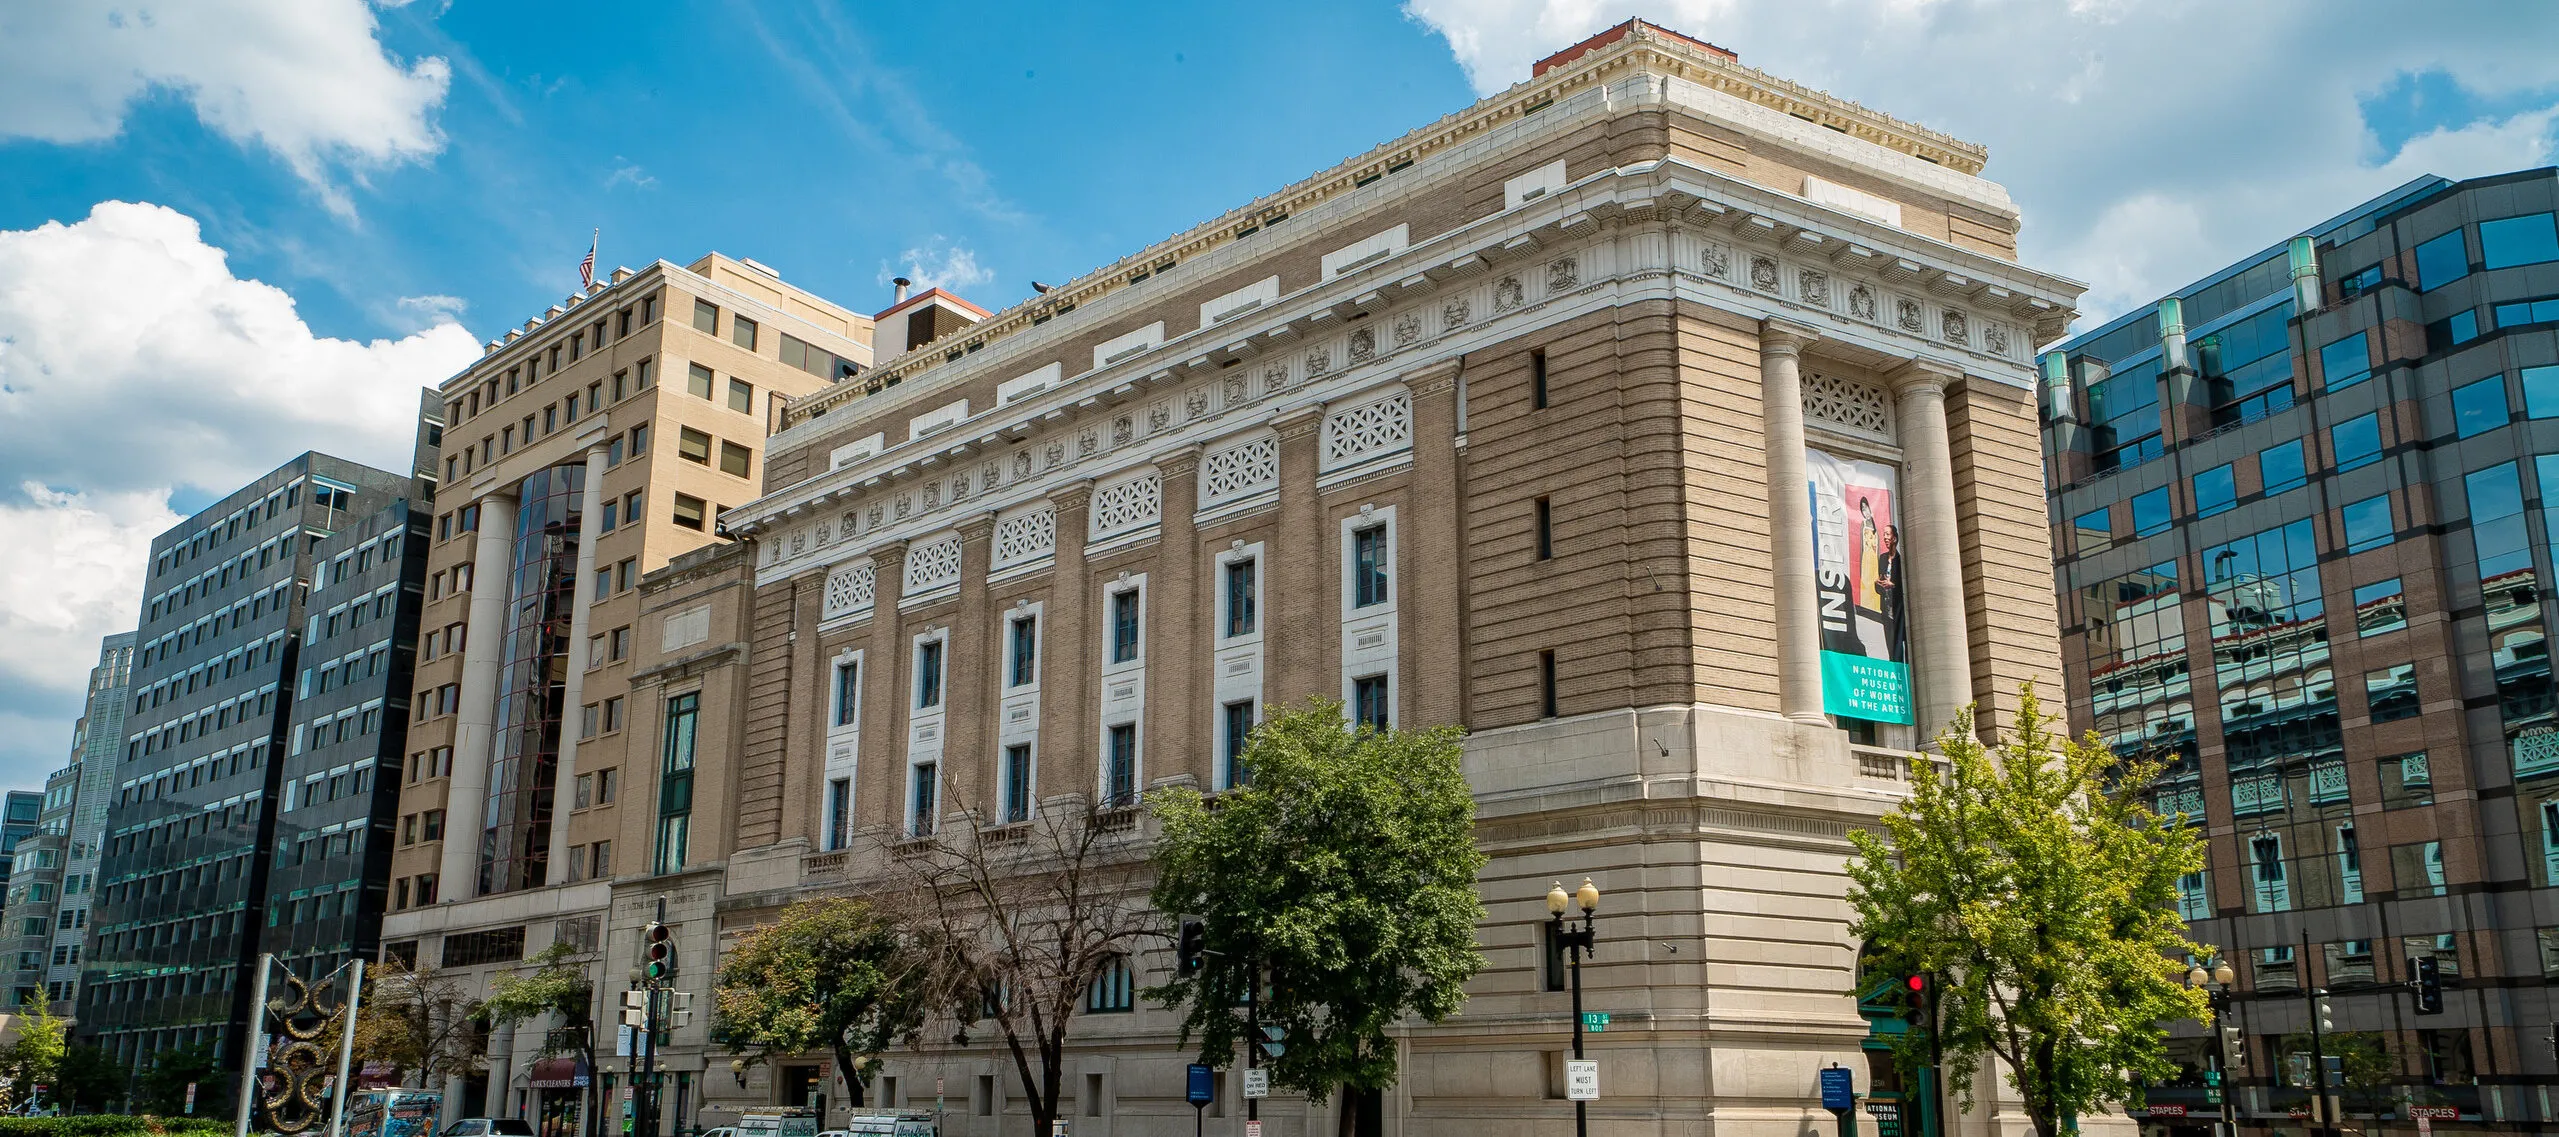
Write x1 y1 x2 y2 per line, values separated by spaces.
2481 213 2559 270
2416 229 2470 291
2131 487 2172 537
2261 440 2307 494
2470 463 2531 579
2427 310 2480 352
2453 376 2509 438
2337 264 2384 299
2194 464 2237 517
2525 366 2559 419
2074 508 2113 555
2494 297 2559 328
2342 495 2395 552
2319 334 2371 389
2332 413 2383 471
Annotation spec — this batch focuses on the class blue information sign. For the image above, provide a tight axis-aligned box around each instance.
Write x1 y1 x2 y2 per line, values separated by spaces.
1820 1067 1855 1111
1187 1064 1215 1107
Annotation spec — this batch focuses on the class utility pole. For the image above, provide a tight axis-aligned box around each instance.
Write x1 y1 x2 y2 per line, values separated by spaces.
236 954 274 1137
2301 933 2334 1137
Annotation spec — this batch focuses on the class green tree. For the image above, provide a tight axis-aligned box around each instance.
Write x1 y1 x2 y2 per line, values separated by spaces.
3 1002 67 1106
2278 1030 2401 1135
135 1044 221 1116
713 898 921 1109
1148 700 1488 1137
55 1044 123 1113
350 958 485 1087
1848 686 2211 1137
483 942 602 1137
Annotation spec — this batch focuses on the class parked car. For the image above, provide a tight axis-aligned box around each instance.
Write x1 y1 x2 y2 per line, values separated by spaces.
700 1127 740 1137
440 1120 536 1137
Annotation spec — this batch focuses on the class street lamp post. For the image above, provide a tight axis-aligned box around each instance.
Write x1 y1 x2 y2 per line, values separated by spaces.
1548 879 1601 1137
2185 959 2239 1137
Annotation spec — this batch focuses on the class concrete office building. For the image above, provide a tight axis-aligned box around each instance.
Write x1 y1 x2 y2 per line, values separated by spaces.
0 630 131 1018
377 254 872 1130
79 454 420 1069
617 22 2081 1137
2045 168 2559 1133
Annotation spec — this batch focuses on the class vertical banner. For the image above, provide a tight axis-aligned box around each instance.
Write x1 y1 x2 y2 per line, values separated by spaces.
1809 448 1913 723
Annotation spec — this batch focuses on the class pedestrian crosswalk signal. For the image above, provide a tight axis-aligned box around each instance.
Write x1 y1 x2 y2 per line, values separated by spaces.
644 922 677 982
622 989 649 1028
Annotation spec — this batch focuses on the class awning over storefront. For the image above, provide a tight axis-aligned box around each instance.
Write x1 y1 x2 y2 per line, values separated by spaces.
528 1058 590 1089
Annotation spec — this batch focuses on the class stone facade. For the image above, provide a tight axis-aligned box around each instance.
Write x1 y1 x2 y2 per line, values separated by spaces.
601 22 2084 1137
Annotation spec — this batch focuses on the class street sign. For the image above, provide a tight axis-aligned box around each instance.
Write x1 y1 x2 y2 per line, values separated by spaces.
2205 1090 2222 1105
1242 1069 1270 1099
1187 1064 1215 1107
1581 1012 1610 1033
1245 1124 1262 1137
2417 1119 2431 1137
1566 1060 1599 1102
184 1083 197 1115
2204 1071 2221 1086
1820 1067 1854 1112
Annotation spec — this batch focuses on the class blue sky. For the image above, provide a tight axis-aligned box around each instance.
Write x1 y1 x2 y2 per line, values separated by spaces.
3 0 2559 791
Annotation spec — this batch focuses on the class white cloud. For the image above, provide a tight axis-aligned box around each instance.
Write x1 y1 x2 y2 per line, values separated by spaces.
605 159 657 191
0 200 479 785
1401 0 2559 327
0 0 451 212
880 236 996 295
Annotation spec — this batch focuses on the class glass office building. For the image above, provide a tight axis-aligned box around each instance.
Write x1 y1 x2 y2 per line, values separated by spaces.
80 453 421 1070
2046 168 2559 1130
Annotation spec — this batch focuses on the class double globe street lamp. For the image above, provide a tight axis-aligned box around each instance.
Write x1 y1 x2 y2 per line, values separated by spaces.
2184 958 2239 1137
1548 878 1601 1137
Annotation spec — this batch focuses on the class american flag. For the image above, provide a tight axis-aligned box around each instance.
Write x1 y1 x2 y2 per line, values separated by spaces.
579 229 598 289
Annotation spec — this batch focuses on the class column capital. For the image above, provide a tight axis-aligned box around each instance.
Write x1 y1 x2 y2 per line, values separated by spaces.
1151 442 1206 477
1050 479 1098 510
956 512 999 542
1760 318 1821 357
1405 359 1464 398
1274 403 1328 441
868 539 910 569
1886 357 1963 397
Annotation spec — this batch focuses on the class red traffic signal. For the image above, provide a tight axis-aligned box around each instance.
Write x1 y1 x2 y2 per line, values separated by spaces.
1907 974 1926 993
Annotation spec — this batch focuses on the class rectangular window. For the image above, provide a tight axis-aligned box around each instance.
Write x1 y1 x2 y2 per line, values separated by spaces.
610 626 631 660
2073 507 2112 554
1224 559 1256 638
2427 309 2482 352
2354 578 2406 636
2130 486 2172 537
656 693 698 875
732 315 759 351
1003 744 1032 823
1353 525 1389 607
827 777 852 851
2381 752 2432 809
688 362 715 399
1223 702 1254 789
2319 334 2370 389
1534 497 1554 559
2366 663 2420 723
2415 229 2469 292
1009 617 1038 687
2261 439 2307 493
2526 365 2559 419
917 641 944 708
1106 724 1137 805
2191 464 2236 518
1110 590 1140 663
2453 376 2509 437
1530 349 1549 409
2332 412 2382 471
692 299 719 334
1540 650 1560 718
2496 296 2559 329
2481 212 2559 270
1086 954 1134 1013
678 427 712 463
720 441 752 478
2342 494 2395 552
910 760 938 836
672 494 707 530
728 378 754 415
834 661 860 727
1354 674 1390 730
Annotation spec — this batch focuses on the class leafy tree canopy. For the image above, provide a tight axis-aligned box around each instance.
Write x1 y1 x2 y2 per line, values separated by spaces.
1848 686 2211 1137
1148 700 1487 1103
713 898 920 1106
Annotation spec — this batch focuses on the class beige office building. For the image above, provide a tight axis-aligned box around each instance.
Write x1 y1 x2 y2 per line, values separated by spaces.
379 254 872 1125
619 22 2086 1137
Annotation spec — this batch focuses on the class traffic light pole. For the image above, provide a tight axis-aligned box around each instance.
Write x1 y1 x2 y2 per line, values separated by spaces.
1245 961 1258 1128
643 897 667 1137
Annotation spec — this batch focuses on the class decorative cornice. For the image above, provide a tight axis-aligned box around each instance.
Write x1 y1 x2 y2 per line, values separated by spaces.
1760 317 1819 357
1405 359 1463 398
1152 443 1206 478
1273 404 1328 442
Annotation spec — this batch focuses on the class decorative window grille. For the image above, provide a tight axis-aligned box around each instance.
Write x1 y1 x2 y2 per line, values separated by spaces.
903 536 963 596
1201 436 1279 506
822 562 875 620
1801 372 1895 442
993 508 1057 568
1321 393 1413 471
1088 473 1163 541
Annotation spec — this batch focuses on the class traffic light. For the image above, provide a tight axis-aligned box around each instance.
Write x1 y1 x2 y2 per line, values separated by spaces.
644 922 677 982
1905 974 1926 995
2316 991 2335 1032
1177 917 1206 976
622 989 648 1028
2221 1024 2245 1068
2412 956 2444 1015
668 991 694 1027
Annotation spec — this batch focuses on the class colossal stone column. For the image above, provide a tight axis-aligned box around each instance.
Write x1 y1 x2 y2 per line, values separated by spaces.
440 489 520 893
1760 320 1827 725
1889 359 1976 740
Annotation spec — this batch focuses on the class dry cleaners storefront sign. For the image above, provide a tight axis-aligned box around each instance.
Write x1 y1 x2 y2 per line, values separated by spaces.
1810 448 1912 724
